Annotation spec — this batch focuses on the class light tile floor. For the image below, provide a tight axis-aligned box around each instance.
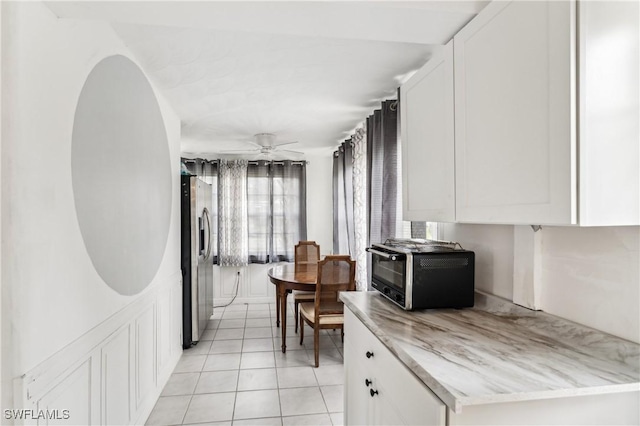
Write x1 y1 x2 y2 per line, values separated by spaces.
147 301 345 426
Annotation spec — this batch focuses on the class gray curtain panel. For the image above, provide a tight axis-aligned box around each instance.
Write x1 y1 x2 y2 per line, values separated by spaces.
365 100 400 289
332 129 368 290
367 100 399 246
333 142 354 255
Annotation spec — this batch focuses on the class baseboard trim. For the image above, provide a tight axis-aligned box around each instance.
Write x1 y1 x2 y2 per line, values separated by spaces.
213 296 274 307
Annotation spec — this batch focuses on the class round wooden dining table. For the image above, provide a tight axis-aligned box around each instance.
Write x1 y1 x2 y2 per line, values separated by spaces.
267 263 317 352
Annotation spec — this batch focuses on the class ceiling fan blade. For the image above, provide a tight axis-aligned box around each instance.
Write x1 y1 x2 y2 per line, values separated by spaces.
246 140 262 148
279 149 305 155
274 140 298 147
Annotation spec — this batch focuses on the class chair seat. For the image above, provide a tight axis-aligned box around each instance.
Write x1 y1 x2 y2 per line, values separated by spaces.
299 302 344 326
293 290 315 302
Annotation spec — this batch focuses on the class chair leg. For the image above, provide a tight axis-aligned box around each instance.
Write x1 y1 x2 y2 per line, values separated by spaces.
294 300 299 333
314 325 320 368
300 313 304 345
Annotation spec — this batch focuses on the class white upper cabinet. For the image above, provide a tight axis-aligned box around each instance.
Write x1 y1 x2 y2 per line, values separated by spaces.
454 1 577 225
401 41 455 222
452 0 639 226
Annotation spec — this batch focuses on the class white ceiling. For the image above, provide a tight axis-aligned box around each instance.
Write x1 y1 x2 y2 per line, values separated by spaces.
46 1 489 158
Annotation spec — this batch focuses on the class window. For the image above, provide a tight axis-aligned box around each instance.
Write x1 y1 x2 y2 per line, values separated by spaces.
183 158 307 265
247 162 271 263
399 221 439 240
270 162 305 262
247 161 307 263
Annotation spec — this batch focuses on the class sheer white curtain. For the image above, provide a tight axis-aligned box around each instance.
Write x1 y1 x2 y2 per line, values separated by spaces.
333 127 368 291
271 161 307 261
352 127 368 291
219 159 248 266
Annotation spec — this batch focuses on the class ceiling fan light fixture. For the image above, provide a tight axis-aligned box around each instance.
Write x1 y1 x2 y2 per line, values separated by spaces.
254 133 276 147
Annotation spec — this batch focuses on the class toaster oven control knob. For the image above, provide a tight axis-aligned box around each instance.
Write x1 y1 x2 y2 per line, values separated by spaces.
395 294 403 303
383 287 390 295
366 351 374 359
365 379 372 387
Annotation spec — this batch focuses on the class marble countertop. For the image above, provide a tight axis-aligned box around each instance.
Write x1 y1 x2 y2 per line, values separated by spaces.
340 291 640 413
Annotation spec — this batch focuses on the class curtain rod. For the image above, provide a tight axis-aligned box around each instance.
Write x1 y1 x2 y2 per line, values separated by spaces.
247 160 309 166
182 158 308 166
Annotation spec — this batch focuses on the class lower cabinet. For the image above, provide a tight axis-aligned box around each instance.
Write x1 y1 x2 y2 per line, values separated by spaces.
344 307 640 426
344 309 446 425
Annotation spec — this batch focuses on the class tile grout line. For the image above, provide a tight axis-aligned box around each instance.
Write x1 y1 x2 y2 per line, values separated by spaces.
229 306 245 424
158 302 343 425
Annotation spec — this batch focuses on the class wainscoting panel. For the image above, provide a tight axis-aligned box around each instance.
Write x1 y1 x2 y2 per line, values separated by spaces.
101 327 130 426
36 359 93 425
135 304 156 411
16 271 182 426
213 264 284 306
156 285 173 379
219 266 243 299
247 266 269 298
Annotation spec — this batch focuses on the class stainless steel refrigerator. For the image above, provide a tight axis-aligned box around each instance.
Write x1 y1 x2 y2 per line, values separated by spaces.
181 175 213 349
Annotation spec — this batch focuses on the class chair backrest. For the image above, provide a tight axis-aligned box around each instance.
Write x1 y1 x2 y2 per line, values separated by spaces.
314 255 356 315
295 241 320 274
295 241 320 264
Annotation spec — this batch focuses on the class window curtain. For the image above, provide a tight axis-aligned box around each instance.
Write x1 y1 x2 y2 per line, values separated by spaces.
247 161 271 263
248 160 307 263
333 142 352 255
271 161 307 262
351 128 368 291
367 100 399 246
332 128 368 291
366 100 400 289
219 159 249 266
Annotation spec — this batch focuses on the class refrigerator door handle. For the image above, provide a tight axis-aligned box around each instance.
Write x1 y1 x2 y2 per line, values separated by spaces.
202 207 212 261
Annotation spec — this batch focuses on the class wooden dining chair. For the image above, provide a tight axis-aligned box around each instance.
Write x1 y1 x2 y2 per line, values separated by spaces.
293 241 321 333
299 255 356 367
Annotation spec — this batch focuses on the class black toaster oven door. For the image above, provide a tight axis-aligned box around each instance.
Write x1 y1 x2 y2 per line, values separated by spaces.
369 248 406 293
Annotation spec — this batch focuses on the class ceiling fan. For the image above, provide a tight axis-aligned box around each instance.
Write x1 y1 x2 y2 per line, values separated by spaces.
221 133 304 157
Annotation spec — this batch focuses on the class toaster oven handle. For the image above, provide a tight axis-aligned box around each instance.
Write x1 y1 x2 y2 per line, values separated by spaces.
366 248 404 261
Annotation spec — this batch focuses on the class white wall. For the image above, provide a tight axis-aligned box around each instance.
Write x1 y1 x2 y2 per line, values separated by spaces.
1 1 182 418
442 223 515 300
305 154 334 255
442 223 640 344
539 226 639 343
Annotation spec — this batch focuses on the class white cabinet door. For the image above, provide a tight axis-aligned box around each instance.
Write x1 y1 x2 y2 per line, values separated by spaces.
344 341 372 425
401 41 455 222
344 309 446 426
454 0 577 225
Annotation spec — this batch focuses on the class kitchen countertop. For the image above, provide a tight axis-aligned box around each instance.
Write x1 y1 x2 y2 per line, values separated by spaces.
339 291 640 413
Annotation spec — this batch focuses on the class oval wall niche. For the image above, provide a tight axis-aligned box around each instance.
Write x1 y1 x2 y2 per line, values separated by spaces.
71 55 171 296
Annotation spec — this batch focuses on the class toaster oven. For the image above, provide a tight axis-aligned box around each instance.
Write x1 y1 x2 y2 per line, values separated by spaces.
366 239 475 310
